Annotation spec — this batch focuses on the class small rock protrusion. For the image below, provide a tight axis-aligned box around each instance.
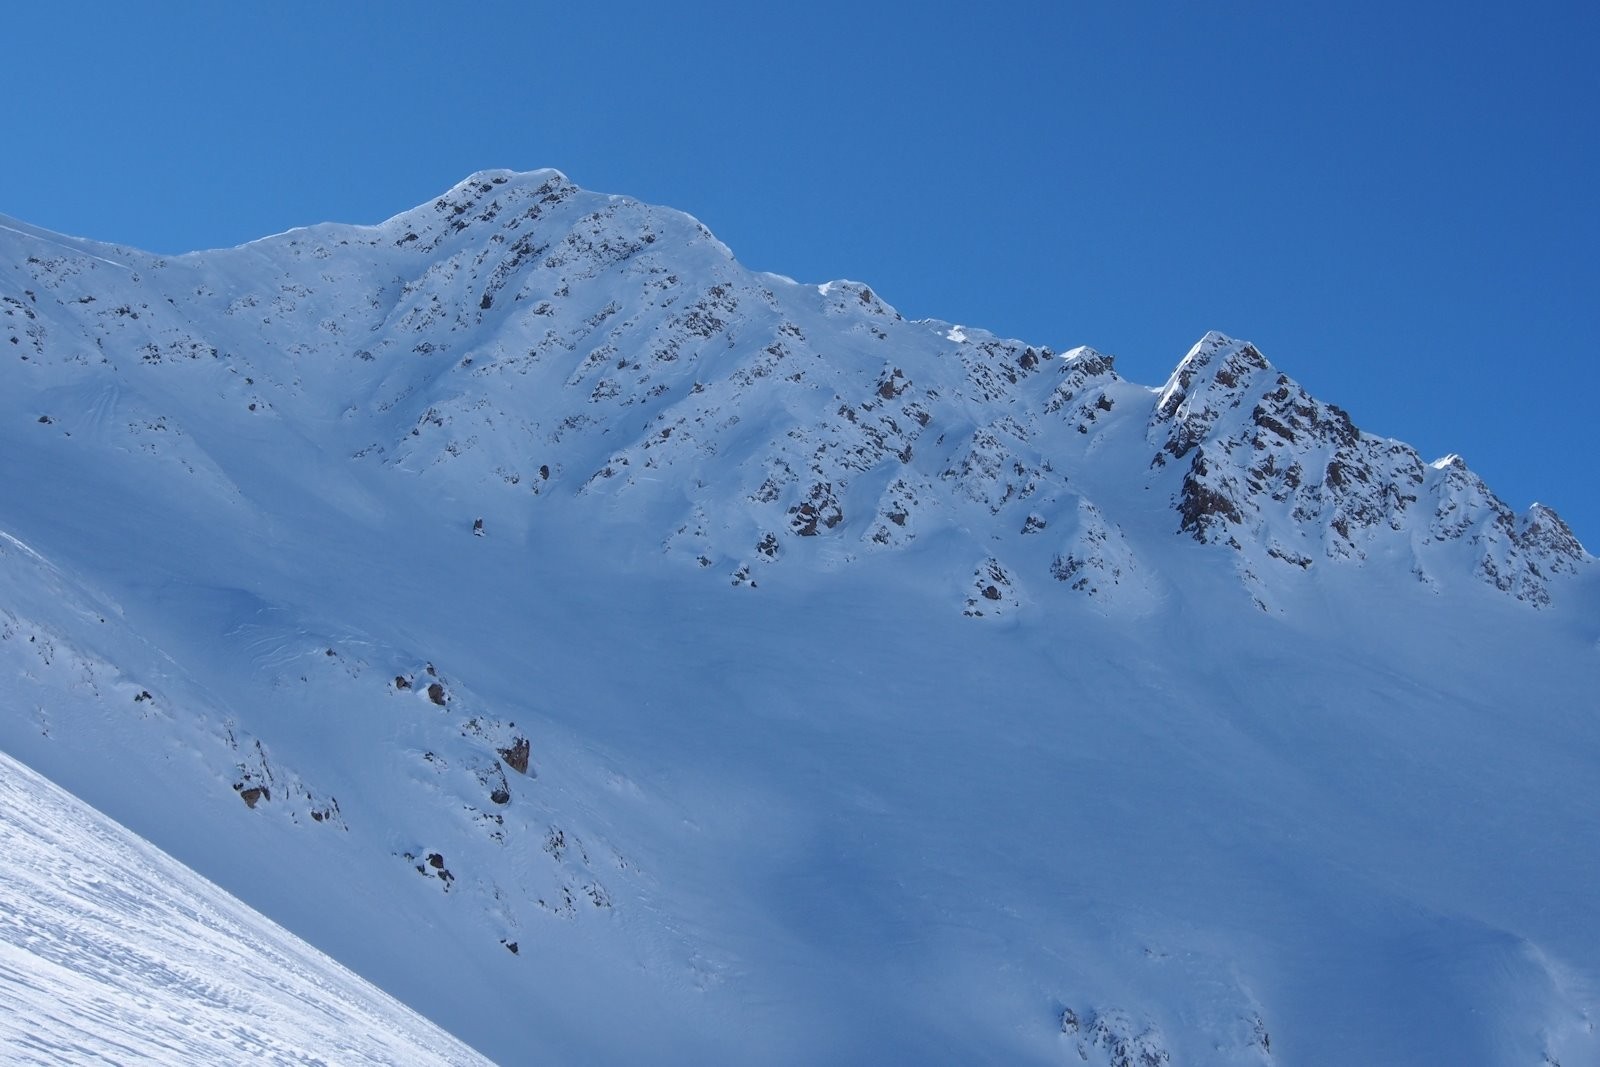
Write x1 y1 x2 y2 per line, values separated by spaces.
410 850 455 887
394 675 410 690
499 737 531 775
472 517 484 537
426 682 447 706
236 785 268 809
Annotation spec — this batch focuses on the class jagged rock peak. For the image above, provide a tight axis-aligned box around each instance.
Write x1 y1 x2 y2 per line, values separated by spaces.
1151 331 1279 462
1156 331 1271 413
1519 504 1588 574
1144 335 1589 606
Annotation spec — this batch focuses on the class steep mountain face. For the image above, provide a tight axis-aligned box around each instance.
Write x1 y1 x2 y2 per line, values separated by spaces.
1 172 1597 1066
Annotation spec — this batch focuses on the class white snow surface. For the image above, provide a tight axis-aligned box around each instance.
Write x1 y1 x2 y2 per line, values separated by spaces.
0 749 491 1065
0 169 1597 1064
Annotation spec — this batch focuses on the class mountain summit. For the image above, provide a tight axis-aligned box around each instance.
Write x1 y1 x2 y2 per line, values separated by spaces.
2 172 1596 1065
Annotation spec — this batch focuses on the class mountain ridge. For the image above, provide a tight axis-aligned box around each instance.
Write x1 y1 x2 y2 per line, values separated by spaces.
2 170 1597 1065
4 168 1585 616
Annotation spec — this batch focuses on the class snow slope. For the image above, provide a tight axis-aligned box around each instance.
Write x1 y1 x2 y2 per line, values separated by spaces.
1 170 1597 1064
0 748 491 1065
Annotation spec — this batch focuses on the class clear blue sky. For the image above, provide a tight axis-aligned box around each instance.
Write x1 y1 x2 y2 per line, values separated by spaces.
6 3 1596 545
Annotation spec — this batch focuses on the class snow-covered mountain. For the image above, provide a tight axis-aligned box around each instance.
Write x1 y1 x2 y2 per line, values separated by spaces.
2 170 1596 1065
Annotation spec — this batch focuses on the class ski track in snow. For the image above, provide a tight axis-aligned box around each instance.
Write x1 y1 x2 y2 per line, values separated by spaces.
0 751 491 1066
0 219 133 273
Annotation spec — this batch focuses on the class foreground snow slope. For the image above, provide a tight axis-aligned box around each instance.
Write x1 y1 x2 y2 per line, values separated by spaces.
0 748 492 1065
0 171 1596 1064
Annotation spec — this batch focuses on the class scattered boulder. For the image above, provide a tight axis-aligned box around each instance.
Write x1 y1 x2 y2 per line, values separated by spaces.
234 783 269 808
404 849 455 889
499 737 531 774
1060 1006 1172 1067
963 558 1019 617
789 482 843 536
427 682 447 706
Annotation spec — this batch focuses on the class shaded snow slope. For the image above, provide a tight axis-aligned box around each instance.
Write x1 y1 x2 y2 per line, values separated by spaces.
0 748 492 1065
1 171 1597 1065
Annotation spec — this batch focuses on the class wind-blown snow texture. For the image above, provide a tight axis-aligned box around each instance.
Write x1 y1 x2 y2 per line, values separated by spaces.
0 751 492 1065
1 170 1596 1065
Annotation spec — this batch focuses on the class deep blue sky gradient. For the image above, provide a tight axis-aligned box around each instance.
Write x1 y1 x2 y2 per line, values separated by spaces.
6 3 1596 544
